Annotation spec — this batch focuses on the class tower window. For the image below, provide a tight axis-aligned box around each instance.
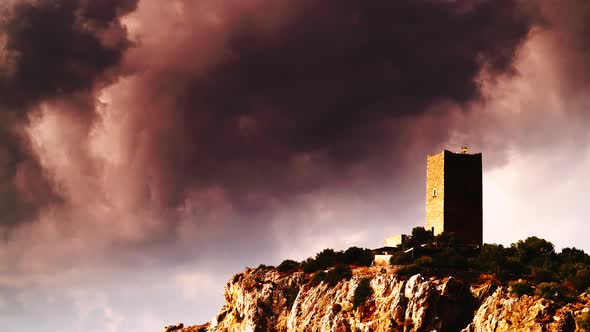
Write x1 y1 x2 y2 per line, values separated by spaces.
432 188 437 198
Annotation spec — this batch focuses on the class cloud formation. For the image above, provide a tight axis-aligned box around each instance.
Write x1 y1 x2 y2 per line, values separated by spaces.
1 0 590 329
0 0 137 228
0 0 544 256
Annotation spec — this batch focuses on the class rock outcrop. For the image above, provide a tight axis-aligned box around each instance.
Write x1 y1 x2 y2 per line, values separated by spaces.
174 266 590 332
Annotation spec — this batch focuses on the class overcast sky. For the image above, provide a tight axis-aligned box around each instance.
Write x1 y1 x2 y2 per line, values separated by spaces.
1 0 590 330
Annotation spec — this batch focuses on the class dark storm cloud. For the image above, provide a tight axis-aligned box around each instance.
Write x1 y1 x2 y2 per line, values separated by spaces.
5 2 590 329
0 0 136 227
0 0 136 109
132 0 538 213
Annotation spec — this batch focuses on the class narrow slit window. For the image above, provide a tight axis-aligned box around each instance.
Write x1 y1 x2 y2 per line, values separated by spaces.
432 188 437 198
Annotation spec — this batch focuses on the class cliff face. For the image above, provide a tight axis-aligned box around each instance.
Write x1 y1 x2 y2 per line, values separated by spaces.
181 267 590 332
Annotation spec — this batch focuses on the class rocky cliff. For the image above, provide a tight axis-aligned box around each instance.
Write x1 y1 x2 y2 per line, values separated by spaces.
175 266 590 332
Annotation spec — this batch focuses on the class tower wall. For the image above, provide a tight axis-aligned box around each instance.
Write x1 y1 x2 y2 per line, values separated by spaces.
425 152 445 236
443 151 482 246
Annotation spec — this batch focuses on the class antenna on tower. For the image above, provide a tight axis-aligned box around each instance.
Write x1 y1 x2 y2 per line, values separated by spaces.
461 146 468 154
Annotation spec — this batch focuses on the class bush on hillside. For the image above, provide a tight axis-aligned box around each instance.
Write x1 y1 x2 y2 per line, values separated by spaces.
415 256 433 267
535 282 572 302
390 250 412 265
302 248 340 273
309 271 327 287
353 278 373 308
569 267 590 292
397 264 421 277
559 247 590 265
532 267 556 283
473 244 511 275
431 248 468 269
513 236 556 269
343 247 374 267
277 259 300 273
283 286 299 310
302 247 374 273
325 265 353 287
257 264 274 270
510 280 533 297
402 227 434 249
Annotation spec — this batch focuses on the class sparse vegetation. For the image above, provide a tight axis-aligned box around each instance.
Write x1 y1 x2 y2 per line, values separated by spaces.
309 271 327 286
531 267 555 283
414 256 433 267
302 247 373 273
535 282 573 302
397 264 421 276
510 280 533 297
390 250 412 265
277 259 300 273
283 286 299 310
353 278 373 308
325 264 353 287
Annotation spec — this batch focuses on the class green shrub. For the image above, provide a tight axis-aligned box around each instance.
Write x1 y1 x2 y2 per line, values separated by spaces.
309 271 327 287
569 266 590 292
577 312 590 331
302 248 341 273
343 247 374 267
510 280 533 297
325 265 352 287
353 278 373 308
257 264 274 270
277 259 300 273
402 227 434 249
535 282 572 302
411 227 434 244
513 236 556 268
397 264 421 276
302 247 374 273
390 251 412 265
415 256 433 267
532 267 556 283
473 244 518 277
432 248 467 269
302 258 320 274
559 247 590 265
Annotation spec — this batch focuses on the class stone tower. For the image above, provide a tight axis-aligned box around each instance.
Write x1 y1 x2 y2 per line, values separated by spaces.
426 149 482 246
